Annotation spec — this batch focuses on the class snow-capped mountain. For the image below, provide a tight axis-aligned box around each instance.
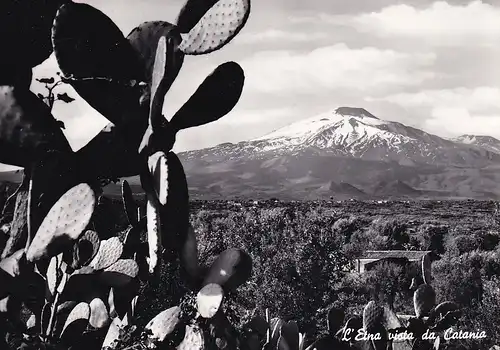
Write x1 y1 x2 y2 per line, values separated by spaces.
173 107 500 200
183 107 500 168
452 135 500 155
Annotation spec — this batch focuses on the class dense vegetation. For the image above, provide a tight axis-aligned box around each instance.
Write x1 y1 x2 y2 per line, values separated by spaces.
127 199 500 349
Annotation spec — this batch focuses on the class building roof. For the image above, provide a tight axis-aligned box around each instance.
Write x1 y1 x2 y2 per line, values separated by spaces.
357 250 431 260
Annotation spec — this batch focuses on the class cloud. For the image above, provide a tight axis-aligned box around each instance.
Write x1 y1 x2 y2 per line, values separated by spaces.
326 1 500 46
424 107 500 138
216 107 297 125
239 43 436 94
367 87 500 113
237 29 328 44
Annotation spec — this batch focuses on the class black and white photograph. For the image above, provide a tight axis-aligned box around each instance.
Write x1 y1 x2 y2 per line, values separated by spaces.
0 0 499 349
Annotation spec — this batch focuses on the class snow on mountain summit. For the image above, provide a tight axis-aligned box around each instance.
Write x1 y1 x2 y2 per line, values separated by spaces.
181 107 500 168
246 107 500 166
253 107 427 159
254 108 387 141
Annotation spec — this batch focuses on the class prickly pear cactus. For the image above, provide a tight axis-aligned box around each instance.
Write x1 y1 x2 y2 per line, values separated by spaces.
177 0 251 55
26 183 96 262
413 284 436 318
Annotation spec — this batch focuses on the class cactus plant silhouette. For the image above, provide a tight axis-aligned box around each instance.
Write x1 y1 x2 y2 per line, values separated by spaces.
0 0 254 349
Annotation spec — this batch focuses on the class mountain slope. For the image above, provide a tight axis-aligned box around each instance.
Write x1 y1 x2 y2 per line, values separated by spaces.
177 108 500 200
183 107 500 169
452 135 500 155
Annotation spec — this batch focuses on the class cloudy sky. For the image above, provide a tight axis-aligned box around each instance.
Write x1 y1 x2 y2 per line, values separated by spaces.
25 0 500 170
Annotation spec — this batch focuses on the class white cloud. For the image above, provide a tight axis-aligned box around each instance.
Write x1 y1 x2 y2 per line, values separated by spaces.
216 107 296 125
239 43 436 94
367 87 500 112
338 1 500 46
237 29 328 44
424 107 500 138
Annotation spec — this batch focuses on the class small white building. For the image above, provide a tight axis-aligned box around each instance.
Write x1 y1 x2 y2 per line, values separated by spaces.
354 250 432 273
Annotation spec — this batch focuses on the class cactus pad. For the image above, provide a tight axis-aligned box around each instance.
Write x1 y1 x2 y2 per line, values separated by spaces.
157 152 190 250
0 86 72 167
123 225 143 259
177 0 251 55
46 255 60 298
170 61 245 132
41 302 52 336
149 36 169 121
177 324 205 350
52 2 140 80
363 301 384 332
26 184 95 262
52 2 144 126
108 288 118 320
246 315 269 337
138 34 177 156
145 306 181 342
197 283 224 318
26 313 36 330
60 302 90 339
422 252 432 285
269 317 284 346
108 279 140 320
121 180 138 227
327 307 345 334
60 268 104 303
414 284 436 318
90 237 123 271
127 22 184 103
0 0 65 69
203 248 252 291
102 316 122 349
146 194 162 274
19 271 46 314
148 151 169 206
89 298 109 329
67 229 100 269
176 0 218 33
100 259 139 287
278 320 300 350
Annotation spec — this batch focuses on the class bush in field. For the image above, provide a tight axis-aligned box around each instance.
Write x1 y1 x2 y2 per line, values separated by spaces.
433 254 483 308
445 233 482 257
347 216 411 252
361 261 411 310
468 276 500 349
415 223 447 254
